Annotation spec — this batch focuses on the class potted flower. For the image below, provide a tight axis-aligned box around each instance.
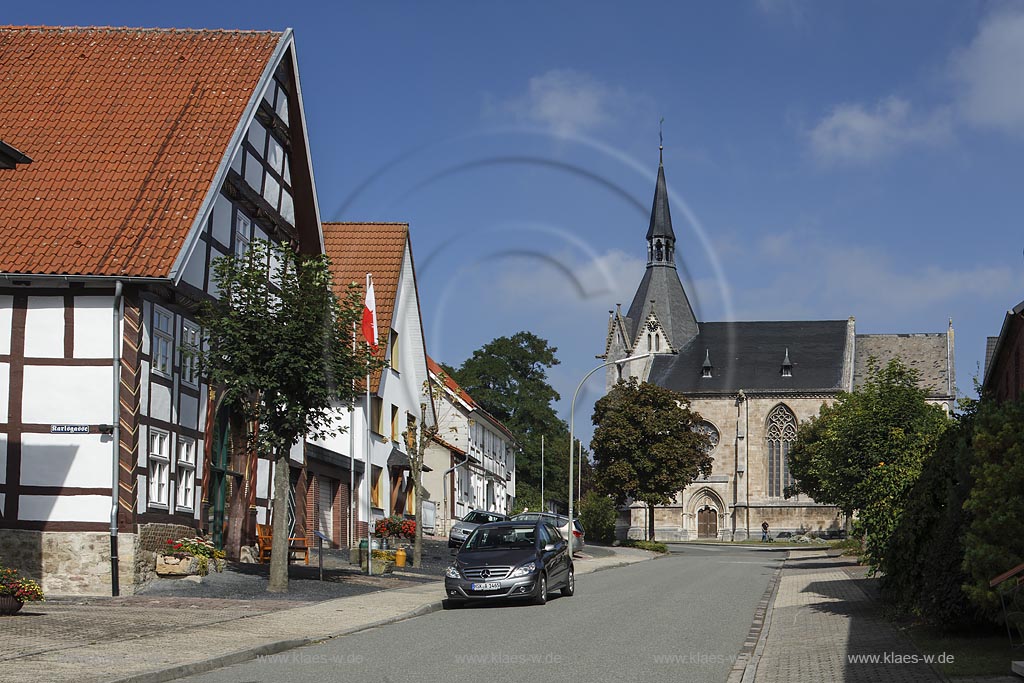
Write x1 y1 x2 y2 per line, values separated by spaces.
157 536 227 577
0 566 44 615
374 515 406 548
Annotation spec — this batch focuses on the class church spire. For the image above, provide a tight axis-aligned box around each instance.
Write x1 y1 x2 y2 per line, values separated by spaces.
646 136 676 267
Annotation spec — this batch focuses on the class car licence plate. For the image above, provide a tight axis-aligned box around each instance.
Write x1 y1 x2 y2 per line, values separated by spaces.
470 582 502 591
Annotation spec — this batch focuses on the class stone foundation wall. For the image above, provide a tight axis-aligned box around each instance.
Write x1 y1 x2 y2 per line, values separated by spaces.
0 522 197 596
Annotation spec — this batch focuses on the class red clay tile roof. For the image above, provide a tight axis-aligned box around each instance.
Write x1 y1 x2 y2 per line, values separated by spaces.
426 354 477 409
322 222 408 393
0 26 283 276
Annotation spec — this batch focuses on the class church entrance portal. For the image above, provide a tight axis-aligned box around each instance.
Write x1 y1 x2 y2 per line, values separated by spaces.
697 506 718 539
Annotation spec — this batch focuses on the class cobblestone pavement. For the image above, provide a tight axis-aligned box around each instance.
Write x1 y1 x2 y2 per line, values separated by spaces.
751 553 941 683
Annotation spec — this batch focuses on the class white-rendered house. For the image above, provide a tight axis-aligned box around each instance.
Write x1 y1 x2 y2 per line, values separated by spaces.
0 26 331 594
318 223 435 542
423 356 516 535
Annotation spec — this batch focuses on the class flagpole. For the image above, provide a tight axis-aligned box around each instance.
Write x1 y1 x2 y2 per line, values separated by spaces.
365 273 372 576
540 435 544 512
349 322 356 549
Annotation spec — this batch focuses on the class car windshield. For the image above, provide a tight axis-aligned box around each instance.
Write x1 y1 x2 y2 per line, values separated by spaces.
463 525 536 551
462 511 504 524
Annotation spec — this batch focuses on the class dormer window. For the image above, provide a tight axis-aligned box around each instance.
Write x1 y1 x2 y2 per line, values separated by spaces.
702 350 713 379
781 348 793 378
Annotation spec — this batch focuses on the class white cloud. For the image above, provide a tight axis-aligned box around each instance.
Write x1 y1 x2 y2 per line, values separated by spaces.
951 7 1024 135
484 69 640 137
711 230 1021 329
807 96 952 164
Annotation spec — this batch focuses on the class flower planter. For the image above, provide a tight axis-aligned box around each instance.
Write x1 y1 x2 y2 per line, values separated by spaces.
0 595 23 615
156 554 199 576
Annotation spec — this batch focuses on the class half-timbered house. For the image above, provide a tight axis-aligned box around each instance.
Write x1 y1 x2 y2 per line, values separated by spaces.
0 26 326 594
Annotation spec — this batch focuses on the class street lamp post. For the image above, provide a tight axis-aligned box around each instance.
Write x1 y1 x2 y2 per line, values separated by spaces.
567 353 652 554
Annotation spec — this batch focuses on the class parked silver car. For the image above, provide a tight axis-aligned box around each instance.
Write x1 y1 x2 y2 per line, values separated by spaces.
448 509 510 548
510 512 586 554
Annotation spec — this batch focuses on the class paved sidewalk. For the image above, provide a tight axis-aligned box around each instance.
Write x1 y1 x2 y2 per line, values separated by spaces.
0 545 653 683
744 551 942 683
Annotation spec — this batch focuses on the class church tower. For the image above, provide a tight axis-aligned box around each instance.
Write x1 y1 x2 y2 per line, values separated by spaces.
604 146 699 388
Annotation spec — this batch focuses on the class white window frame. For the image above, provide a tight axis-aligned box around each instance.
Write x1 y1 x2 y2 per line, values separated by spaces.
152 307 174 378
180 321 201 388
148 428 170 508
235 212 251 257
176 436 196 510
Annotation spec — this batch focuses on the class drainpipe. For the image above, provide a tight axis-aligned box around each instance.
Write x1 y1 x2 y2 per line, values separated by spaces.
110 281 123 596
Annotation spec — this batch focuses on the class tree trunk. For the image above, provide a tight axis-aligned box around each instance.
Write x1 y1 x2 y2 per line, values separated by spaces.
647 503 656 542
413 469 423 568
268 453 290 592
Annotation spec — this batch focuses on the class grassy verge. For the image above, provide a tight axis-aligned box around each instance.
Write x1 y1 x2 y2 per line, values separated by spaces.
904 622 1016 678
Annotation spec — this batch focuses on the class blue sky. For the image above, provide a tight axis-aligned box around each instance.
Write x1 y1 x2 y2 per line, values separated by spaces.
10 1 1024 444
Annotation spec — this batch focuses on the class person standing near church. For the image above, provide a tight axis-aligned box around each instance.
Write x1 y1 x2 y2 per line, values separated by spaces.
761 520 769 542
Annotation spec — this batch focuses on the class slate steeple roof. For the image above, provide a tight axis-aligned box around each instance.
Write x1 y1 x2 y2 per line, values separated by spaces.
622 151 699 350
646 149 676 242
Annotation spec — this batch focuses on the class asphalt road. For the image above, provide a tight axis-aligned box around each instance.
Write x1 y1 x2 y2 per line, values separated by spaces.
178 544 783 683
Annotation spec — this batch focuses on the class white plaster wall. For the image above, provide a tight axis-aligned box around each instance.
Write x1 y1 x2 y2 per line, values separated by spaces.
0 362 9 423
212 192 233 246
72 297 113 358
22 366 112 424
257 459 270 499
20 433 111 488
180 393 199 431
0 295 13 355
289 439 304 464
19 494 109 522
24 296 64 358
149 382 172 423
179 241 208 292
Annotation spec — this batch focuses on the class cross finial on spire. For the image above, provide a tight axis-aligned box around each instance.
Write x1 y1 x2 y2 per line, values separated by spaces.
659 117 664 162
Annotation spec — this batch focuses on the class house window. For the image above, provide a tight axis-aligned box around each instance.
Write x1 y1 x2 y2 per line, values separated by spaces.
389 330 399 372
180 321 201 387
370 466 382 508
152 307 174 377
391 405 400 442
176 437 196 510
370 396 383 436
148 429 170 508
235 212 251 257
766 404 797 498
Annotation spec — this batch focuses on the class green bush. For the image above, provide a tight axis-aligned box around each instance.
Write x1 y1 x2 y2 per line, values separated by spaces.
622 539 668 553
579 491 617 544
882 404 977 625
963 398 1024 622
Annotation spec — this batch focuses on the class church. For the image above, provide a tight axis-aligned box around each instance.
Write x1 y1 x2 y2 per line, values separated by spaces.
602 149 956 541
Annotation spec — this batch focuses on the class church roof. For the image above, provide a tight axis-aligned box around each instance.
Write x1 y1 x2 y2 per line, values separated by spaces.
648 320 850 394
852 330 956 399
623 264 699 347
646 154 675 241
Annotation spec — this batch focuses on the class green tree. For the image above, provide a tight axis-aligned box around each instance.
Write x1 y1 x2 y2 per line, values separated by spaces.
448 332 574 506
786 358 948 573
199 239 379 592
591 378 712 541
579 491 617 544
963 398 1024 620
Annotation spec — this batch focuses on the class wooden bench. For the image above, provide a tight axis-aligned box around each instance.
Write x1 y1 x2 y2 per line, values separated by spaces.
256 523 309 565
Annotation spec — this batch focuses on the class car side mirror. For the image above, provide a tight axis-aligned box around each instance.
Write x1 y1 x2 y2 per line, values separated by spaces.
543 543 556 552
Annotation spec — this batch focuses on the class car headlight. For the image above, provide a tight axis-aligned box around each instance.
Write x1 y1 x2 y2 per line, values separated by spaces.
445 565 461 579
509 562 537 578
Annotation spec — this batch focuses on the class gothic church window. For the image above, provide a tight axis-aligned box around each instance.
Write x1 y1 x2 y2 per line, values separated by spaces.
655 240 663 261
766 404 797 498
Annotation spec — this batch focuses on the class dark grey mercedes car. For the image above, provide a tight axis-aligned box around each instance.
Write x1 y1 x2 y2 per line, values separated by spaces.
443 521 574 608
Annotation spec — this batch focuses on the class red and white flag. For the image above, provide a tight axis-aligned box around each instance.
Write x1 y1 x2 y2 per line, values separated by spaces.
361 274 378 352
